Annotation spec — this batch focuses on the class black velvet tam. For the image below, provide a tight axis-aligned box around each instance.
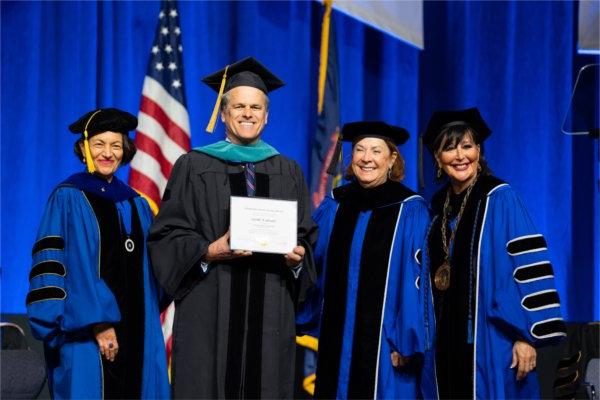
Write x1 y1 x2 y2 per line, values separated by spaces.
341 121 409 145
68 108 137 137
422 107 491 153
327 121 409 175
201 57 285 94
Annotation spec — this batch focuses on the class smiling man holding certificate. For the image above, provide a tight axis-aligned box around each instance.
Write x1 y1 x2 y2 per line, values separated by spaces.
230 196 298 254
147 57 317 399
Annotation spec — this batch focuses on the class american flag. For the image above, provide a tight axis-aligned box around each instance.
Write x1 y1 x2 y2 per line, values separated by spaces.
128 0 189 372
129 0 190 213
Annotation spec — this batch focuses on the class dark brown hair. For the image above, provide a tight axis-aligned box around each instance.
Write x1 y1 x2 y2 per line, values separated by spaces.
433 125 491 181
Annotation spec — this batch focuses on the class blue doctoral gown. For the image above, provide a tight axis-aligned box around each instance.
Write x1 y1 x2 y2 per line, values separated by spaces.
297 180 431 399
421 175 566 399
26 173 170 399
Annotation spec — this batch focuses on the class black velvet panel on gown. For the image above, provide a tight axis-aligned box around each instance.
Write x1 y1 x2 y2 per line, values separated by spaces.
315 181 415 399
84 192 145 399
224 169 271 399
428 175 502 399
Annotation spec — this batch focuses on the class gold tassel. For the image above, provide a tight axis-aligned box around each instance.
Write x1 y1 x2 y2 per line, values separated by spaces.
83 139 95 173
205 65 229 133
317 0 333 115
83 109 102 173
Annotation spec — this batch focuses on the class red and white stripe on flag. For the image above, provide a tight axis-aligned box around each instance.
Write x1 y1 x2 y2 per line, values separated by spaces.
160 302 176 374
129 75 190 212
128 0 190 374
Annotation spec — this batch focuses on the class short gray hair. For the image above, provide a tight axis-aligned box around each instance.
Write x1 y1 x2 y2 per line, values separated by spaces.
220 89 270 112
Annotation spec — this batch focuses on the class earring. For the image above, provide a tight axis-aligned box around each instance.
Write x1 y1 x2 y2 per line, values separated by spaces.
477 163 482 172
388 168 392 179
436 165 442 179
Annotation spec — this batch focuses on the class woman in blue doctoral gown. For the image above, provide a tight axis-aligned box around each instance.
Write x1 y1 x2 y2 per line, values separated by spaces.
420 108 566 399
297 121 431 399
26 108 170 399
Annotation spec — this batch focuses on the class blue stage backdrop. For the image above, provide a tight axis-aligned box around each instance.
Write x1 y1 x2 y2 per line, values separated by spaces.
1 1 598 322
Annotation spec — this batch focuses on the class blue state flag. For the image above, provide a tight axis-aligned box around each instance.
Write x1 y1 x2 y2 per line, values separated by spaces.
309 1 341 210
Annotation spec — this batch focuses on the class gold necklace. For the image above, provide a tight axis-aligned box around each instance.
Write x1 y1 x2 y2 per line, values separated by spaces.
434 174 479 291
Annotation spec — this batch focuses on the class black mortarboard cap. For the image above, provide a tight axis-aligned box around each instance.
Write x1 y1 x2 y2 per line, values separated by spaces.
327 121 410 175
202 57 285 133
202 56 285 94
422 107 491 154
68 108 138 137
341 121 409 145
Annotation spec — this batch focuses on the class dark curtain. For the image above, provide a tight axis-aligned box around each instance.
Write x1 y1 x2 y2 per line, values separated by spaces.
1 1 597 322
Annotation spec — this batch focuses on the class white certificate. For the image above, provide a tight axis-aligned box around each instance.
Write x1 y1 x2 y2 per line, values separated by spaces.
230 196 297 254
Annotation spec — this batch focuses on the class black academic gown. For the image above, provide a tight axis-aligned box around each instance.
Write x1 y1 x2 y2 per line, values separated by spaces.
148 151 317 399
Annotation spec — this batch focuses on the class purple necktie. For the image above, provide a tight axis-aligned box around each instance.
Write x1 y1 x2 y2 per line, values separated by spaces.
245 162 256 197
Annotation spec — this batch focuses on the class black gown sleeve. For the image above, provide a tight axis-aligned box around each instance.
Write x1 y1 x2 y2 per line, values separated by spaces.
291 160 318 306
147 154 209 299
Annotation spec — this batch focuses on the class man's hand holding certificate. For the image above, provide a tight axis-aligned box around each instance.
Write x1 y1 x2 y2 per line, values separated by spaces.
230 196 298 254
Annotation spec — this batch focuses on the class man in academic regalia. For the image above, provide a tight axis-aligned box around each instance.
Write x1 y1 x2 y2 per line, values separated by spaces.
148 57 317 399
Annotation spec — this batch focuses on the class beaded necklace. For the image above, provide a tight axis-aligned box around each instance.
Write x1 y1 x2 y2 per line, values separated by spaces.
433 173 479 291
